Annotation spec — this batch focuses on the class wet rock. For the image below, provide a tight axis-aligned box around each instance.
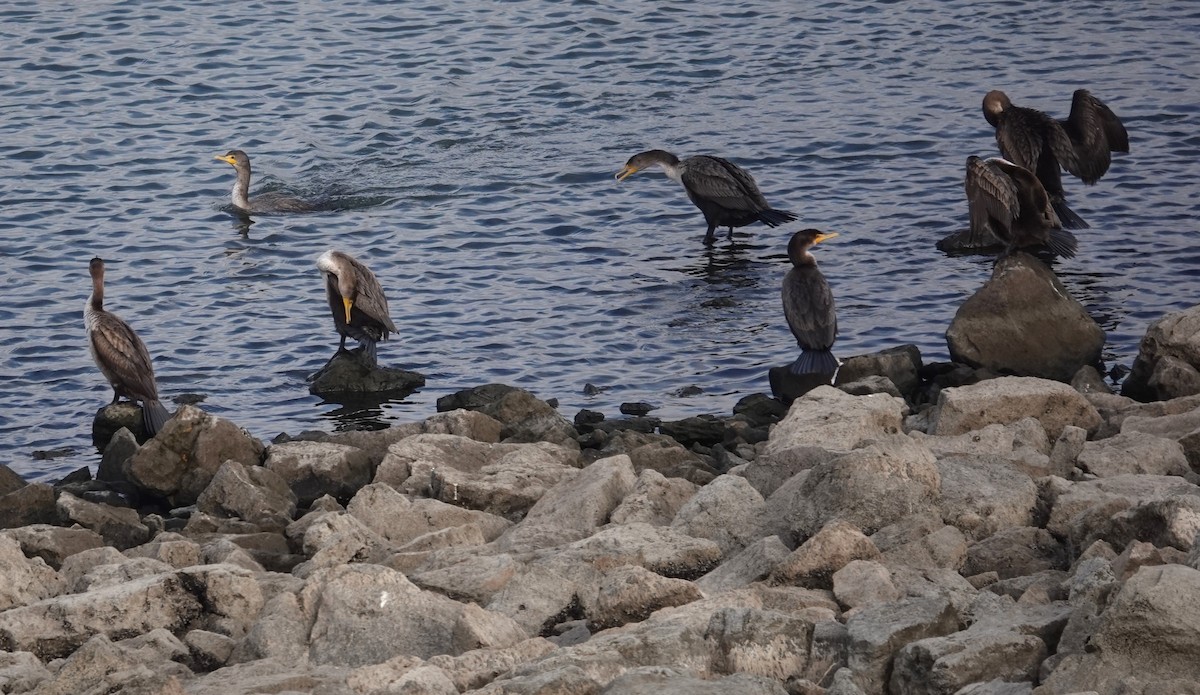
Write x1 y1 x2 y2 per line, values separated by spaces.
263 440 371 505
195 460 297 531
494 454 636 552
437 384 578 449
1 523 104 570
308 349 425 395
696 536 792 594
1122 305 1200 402
0 482 57 529
770 520 881 589
779 435 941 541
732 393 789 428
620 402 655 416
348 482 511 545
0 534 64 611
610 469 699 526
931 376 1102 440
963 527 1068 579
835 345 924 397
670 474 765 556
843 597 959 693
583 564 703 630
121 404 265 506
936 454 1038 540
945 253 1105 381
765 386 906 457
659 415 726 448
55 491 148 550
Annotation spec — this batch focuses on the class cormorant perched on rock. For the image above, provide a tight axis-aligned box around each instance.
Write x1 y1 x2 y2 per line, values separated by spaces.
616 149 798 243
782 229 839 375
965 155 1078 258
316 250 397 366
85 258 171 436
982 89 1129 229
215 149 315 214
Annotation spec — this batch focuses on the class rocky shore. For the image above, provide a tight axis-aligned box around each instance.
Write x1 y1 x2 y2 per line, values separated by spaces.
4 303 1200 695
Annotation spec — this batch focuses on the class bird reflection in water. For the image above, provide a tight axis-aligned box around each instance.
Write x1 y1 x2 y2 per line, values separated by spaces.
317 396 397 432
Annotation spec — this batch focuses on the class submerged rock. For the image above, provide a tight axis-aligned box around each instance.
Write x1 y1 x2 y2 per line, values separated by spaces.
308 350 425 396
946 253 1104 381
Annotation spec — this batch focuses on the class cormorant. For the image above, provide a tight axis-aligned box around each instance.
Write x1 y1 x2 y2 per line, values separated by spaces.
965 156 1078 258
782 229 839 375
215 150 315 214
316 250 397 366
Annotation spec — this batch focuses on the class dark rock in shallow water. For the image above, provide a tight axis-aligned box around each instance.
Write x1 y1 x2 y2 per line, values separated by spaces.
732 393 787 427
308 350 425 397
92 402 147 449
659 416 726 448
936 226 1005 255
437 383 578 447
620 402 655 416
946 253 1104 382
574 409 605 427
1122 306 1200 402
836 345 923 398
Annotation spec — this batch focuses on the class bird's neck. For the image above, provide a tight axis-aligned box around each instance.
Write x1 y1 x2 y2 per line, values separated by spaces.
231 167 251 210
658 160 683 183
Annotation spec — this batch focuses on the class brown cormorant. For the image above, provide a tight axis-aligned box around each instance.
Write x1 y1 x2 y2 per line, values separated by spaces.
782 229 839 375
214 150 315 214
316 250 397 366
982 89 1128 229
616 149 798 243
965 156 1078 258
85 258 171 436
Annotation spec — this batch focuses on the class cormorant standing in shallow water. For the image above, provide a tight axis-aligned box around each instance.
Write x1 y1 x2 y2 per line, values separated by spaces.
982 89 1129 230
215 150 315 214
316 250 397 366
965 155 1078 259
782 229 839 375
84 258 171 436
616 149 798 243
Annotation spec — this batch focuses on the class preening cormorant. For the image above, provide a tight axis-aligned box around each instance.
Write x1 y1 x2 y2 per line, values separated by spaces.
965 156 1078 259
316 250 397 366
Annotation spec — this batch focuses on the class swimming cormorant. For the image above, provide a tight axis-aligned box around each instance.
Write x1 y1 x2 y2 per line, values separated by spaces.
316 250 397 366
85 258 171 436
982 89 1128 229
215 150 315 214
616 149 798 243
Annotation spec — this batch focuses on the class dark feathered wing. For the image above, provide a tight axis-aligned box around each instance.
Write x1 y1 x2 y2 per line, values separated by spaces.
966 156 1019 244
995 107 1079 177
782 266 836 351
680 156 770 212
1062 89 1129 184
90 313 159 403
346 255 398 335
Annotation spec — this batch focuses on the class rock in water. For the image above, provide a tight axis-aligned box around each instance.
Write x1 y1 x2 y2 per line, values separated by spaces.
92 402 146 449
1121 305 1200 402
308 350 425 397
946 252 1104 381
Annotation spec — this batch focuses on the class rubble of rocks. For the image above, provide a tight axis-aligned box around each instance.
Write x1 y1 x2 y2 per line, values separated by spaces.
5 317 1200 694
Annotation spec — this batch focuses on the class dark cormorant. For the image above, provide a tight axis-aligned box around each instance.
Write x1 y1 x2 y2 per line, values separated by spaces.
85 258 171 436
982 89 1129 230
215 150 315 214
616 149 798 243
782 229 839 375
316 250 397 366
965 156 1078 258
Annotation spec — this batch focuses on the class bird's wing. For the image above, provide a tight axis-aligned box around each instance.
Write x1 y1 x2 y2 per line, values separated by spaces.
90 313 159 401
680 156 765 211
348 257 398 333
1062 89 1128 183
993 158 1060 228
965 157 1019 241
782 267 837 350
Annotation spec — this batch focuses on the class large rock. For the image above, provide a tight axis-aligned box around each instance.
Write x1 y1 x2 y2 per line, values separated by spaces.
931 377 1102 440
121 404 265 505
436 384 578 448
892 626 1046 695
1047 475 1200 551
610 469 698 526
1 524 104 570
0 535 64 611
771 520 881 589
582 564 703 630
1075 431 1190 477
835 345 924 397
559 522 723 580
945 253 1105 381
1122 305 1200 402
765 387 906 456
263 441 372 505
935 455 1038 540
844 597 960 693
598 430 717 485
195 460 298 531
696 536 792 594
55 492 148 550
963 527 1068 580
0 482 57 529
308 349 425 395
1121 407 1200 471
670 474 765 556
348 482 511 545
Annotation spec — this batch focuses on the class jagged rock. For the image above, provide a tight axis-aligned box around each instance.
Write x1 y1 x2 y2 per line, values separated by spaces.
96 427 139 481
297 511 393 572
1076 430 1189 477
610 469 699 526
1046 474 1200 551
843 597 959 693
308 349 425 395
835 345 924 397
736 445 836 498
880 524 968 572
733 393 789 428
764 387 906 456
931 376 1102 440
0 524 104 570
436 384 578 449
125 533 203 569
935 454 1038 540
696 536 792 594
0 483 57 529
0 464 25 496
121 404 265 506
55 492 148 550
963 527 1068 579
0 535 64 611
485 563 580 636
348 482 511 545
229 593 308 665
1121 407 1200 471
195 460 297 531
92 401 151 448
670 474 765 556
1122 305 1200 402
832 559 900 611
185 629 236 671
0 650 51 693
582 564 703 630
945 253 1105 381
599 430 717 485
771 520 881 589
891 626 1046 694
559 522 723 580
263 440 372 505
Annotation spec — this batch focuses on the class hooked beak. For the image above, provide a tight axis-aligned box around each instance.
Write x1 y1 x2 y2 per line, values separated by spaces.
615 165 639 181
342 297 353 324
214 154 237 166
813 232 840 245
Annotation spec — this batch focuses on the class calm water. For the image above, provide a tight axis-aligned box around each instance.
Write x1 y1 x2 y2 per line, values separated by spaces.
2 1 1198 482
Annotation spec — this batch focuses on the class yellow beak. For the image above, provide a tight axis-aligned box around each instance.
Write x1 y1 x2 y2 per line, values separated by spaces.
342 297 353 324
214 154 236 165
813 232 840 245
615 165 638 181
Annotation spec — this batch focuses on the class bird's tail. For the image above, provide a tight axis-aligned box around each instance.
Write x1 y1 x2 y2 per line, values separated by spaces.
143 400 171 437
789 349 840 376
758 208 799 228
1046 229 1079 259
1051 199 1089 230
361 340 379 368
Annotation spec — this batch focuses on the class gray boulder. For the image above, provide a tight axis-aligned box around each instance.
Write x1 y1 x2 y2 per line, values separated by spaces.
308 349 425 395
670 474 765 556
436 383 578 449
1077 430 1190 477
263 440 372 505
835 344 924 397
1047 474 1200 551
963 527 1068 579
0 650 50 693
610 469 699 526
945 252 1105 381
0 535 64 611
0 524 104 570
764 387 907 456
891 626 1046 695
935 454 1038 540
0 482 57 529
582 564 703 629
696 536 792 594
195 460 298 531
55 492 148 550
844 597 960 693
770 520 881 589
931 376 1102 440
348 482 511 545
832 559 901 611
1122 304 1200 402
1121 407 1200 471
